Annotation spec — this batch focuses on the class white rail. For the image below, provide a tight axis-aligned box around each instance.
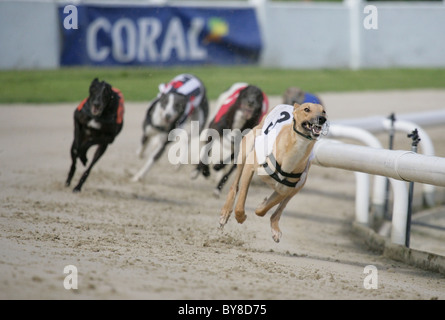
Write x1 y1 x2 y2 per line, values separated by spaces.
333 109 445 131
312 139 445 245
331 111 445 208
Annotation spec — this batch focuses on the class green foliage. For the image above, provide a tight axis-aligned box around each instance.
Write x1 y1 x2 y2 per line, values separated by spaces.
0 66 444 103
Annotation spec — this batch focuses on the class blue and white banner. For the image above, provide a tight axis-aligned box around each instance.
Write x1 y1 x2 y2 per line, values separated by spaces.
59 5 262 66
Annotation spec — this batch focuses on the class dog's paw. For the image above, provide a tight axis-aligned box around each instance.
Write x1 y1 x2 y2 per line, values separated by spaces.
72 187 81 193
219 211 231 227
235 210 247 224
271 230 282 243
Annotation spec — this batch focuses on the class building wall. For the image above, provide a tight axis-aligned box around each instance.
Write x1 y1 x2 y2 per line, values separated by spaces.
1 0 445 69
0 1 59 69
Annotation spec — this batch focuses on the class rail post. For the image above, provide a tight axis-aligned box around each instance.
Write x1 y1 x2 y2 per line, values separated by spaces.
405 128 421 247
384 113 396 221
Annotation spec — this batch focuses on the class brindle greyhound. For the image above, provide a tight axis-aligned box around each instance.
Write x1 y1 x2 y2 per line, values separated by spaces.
191 83 268 197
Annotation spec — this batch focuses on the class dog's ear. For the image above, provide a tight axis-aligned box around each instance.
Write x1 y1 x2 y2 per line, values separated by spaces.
89 78 99 95
293 103 301 109
239 86 249 98
104 82 113 96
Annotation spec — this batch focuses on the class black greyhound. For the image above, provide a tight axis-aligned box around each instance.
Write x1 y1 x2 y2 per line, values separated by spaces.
65 78 124 192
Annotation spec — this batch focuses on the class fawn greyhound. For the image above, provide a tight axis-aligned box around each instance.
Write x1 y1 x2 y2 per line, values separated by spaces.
219 102 328 242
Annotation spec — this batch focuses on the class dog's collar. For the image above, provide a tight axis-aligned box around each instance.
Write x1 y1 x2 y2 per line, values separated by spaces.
293 118 314 141
262 153 303 188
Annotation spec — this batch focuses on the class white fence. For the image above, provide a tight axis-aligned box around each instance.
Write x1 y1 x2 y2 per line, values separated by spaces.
312 138 445 245
1 0 445 69
312 106 445 247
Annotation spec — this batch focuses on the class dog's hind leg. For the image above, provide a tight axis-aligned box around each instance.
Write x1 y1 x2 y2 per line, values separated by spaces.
270 195 293 243
254 191 285 217
73 144 108 192
66 120 83 186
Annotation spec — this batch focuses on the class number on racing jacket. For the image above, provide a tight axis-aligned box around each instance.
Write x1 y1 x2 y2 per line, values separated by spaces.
263 111 291 135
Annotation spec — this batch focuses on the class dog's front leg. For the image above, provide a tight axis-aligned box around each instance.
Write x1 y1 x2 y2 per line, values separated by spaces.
233 161 255 224
66 119 83 187
219 165 240 228
219 130 255 228
73 143 108 192
270 195 293 243
219 133 252 227
232 130 258 224
66 141 78 187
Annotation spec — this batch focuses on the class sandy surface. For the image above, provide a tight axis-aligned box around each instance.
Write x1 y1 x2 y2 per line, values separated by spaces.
1 89 444 300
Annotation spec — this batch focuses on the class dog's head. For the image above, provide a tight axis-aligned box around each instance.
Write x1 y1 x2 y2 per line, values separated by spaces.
88 78 113 117
293 103 329 140
238 85 264 121
157 91 188 126
283 87 305 105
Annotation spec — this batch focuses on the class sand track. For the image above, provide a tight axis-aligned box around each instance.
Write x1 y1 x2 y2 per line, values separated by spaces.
1 90 444 299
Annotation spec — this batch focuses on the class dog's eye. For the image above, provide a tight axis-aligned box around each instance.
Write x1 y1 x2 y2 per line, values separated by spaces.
304 107 310 112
